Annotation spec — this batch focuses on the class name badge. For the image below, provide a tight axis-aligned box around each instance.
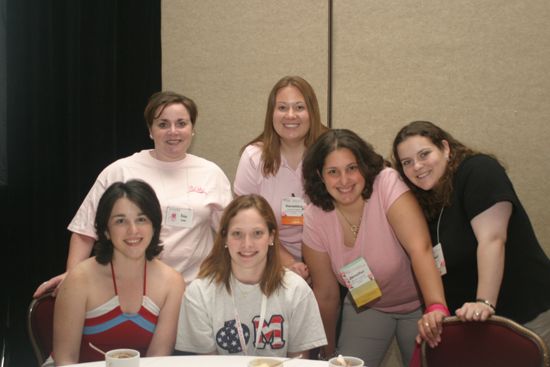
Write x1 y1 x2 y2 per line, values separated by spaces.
339 257 382 308
281 197 305 226
165 207 193 228
432 243 447 276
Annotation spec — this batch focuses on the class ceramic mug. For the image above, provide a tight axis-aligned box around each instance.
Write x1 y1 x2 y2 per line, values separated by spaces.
328 355 365 367
105 348 140 367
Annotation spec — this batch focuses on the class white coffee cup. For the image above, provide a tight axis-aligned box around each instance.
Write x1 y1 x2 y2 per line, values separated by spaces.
105 348 140 367
328 355 365 367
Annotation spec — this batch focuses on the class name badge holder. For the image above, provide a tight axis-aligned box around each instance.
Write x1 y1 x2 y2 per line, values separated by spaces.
339 257 382 308
281 196 305 226
165 206 194 228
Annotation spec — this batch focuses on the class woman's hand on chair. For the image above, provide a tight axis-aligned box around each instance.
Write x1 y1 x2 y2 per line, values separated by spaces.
33 272 67 298
417 309 447 348
455 301 495 322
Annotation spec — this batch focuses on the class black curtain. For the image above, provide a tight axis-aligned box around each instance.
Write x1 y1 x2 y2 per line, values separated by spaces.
2 1 161 365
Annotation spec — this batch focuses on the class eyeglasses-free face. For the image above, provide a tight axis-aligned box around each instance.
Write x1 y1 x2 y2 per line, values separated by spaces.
321 148 366 208
273 85 311 146
226 208 274 283
397 135 450 191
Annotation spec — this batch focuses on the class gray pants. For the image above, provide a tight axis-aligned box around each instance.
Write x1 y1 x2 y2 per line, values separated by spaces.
337 296 421 367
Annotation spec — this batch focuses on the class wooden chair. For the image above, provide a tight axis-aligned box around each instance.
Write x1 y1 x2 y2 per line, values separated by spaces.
27 292 55 366
421 315 549 367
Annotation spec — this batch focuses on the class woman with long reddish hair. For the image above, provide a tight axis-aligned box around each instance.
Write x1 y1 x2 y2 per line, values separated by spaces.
176 194 327 357
234 76 328 279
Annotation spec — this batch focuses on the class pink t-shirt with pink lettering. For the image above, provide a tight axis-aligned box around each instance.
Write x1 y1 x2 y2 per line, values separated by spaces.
303 168 421 313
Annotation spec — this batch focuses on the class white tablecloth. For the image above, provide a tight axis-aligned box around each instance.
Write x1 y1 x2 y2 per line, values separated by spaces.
65 355 329 367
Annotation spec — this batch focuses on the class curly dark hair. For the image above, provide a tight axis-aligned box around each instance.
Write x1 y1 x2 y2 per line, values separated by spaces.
391 120 477 219
94 180 163 264
303 129 388 211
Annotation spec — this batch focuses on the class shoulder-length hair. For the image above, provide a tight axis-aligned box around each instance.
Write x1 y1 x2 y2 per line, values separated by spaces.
143 91 198 129
94 180 163 264
391 120 477 219
198 194 284 297
303 129 387 211
241 76 328 177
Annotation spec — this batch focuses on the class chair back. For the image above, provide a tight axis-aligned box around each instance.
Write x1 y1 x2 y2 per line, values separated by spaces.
421 315 550 367
27 292 55 366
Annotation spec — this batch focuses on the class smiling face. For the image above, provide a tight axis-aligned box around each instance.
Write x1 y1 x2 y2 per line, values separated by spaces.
226 207 274 282
149 103 193 161
397 135 450 191
106 197 153 260
272 85 310 146
321 148 366 208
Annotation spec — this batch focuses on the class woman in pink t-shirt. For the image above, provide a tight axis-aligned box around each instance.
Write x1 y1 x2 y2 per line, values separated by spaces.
302 129 447 367
234 76 328 279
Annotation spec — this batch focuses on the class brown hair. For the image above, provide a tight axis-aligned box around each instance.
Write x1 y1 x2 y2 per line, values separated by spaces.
392 120 477 219
198 194 285 297
242 76 328 176
303 129 388 211
143 91 198 129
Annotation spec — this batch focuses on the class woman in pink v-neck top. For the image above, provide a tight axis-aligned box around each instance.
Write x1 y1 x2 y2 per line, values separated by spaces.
302 129 447 367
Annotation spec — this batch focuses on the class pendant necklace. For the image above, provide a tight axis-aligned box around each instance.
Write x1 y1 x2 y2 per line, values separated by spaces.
336 206 362 238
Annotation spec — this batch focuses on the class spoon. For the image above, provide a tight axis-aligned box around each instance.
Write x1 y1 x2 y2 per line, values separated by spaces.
335 354 350 367
88 342 106 356
272 354 302 367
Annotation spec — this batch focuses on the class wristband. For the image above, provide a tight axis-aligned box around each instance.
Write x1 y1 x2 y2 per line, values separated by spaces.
476 298 496 311
425 303 450 316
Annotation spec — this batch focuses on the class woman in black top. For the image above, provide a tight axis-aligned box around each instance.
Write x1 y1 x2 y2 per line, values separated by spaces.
392 120 550 348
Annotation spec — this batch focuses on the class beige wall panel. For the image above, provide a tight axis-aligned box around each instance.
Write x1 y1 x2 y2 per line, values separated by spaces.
333 0 550 253
162 0 328 184
163 2 549 365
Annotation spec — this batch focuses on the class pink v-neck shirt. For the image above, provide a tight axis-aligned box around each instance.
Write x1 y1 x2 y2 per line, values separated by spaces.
303 168 421 313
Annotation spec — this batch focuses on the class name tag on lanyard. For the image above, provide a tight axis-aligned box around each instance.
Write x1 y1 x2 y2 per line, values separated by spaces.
281 196 305 226
339 257 382 308
432 243 447 276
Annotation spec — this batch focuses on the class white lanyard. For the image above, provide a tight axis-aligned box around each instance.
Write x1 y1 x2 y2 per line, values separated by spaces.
436 207 444 244
229 279 267 355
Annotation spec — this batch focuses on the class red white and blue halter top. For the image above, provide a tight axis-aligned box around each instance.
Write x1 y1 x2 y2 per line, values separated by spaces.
79 261 160 362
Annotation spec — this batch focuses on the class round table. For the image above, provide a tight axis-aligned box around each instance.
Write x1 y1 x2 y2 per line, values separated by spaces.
65 355 329 366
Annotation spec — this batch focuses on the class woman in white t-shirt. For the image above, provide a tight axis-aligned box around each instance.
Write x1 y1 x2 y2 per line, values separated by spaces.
176 194 327 358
